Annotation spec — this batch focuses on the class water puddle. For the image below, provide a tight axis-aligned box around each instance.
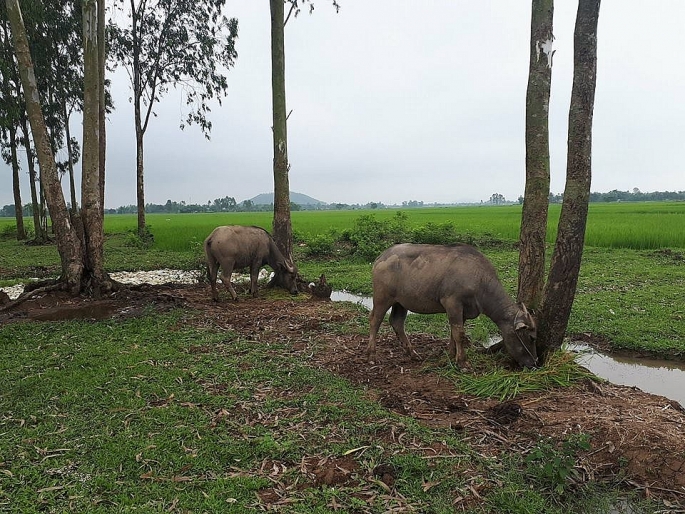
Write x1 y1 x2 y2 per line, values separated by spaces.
569 343 685 407
331 291 685 407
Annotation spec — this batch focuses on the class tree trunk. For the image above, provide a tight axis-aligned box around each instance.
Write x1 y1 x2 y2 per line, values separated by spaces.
81 0 108 296
18 114 45 242
63 101 78 215
536 0 601 357
269 0 293 262
518 0 554 311
8 125 27 239
132 0 146 238
97 0 106 216
6 0 83 293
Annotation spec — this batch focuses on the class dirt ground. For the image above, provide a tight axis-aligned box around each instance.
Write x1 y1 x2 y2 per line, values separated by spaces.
2 283 685 506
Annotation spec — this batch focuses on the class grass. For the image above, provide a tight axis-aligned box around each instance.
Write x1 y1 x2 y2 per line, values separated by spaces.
442 351 599 402
1 203 685 357
0 309 657 513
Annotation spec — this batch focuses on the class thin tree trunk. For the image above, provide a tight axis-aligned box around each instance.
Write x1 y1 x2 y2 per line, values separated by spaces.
19 114 44 241
81 0 108 295
269 0 293 262
63 101 78 215
131 0 146 238
8 125 26 239
6 0 83 293
97 0 106 216
537 0 601 357
518 0 554 311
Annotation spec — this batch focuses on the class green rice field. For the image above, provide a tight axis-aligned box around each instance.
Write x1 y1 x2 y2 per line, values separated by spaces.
1 202 684 252
100 201 685 252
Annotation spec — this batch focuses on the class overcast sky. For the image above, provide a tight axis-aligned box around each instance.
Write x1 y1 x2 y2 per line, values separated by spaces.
3 1 685 209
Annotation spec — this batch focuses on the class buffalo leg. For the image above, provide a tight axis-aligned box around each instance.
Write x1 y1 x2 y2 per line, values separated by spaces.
207 255 220 302
249 264 261 297
218 262 238 301
367 300 392 364
389 304 417 359
444 302 468 368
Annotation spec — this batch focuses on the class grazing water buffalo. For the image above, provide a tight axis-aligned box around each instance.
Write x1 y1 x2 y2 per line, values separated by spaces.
204 225 298 301
368 243 538 369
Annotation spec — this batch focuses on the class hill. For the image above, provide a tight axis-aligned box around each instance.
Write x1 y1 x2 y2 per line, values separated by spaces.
249 191 326 206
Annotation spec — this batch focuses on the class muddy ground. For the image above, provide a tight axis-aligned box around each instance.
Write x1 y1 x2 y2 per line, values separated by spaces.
2 283 684 506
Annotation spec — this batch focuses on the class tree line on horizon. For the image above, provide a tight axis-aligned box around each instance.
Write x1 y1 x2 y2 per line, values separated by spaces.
4 188 684 219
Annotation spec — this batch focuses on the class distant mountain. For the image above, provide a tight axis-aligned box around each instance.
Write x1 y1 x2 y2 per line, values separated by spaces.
249 191 326 206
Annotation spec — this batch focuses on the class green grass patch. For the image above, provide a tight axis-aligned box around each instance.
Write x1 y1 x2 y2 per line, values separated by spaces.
444 351 599 401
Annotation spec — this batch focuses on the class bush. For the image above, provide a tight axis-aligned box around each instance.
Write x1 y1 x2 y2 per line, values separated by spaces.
411 222 458 245
348 212 411 261
304 233 336 257
124 225 155 249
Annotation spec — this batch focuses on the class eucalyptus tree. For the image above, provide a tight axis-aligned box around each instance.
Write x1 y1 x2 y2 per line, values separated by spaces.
6 0 112 296
1 0 85 241
5 0 84 293
518 0 554 311
108 0 239 238
0 10 25 239
535 0 601 356
268 0 339 269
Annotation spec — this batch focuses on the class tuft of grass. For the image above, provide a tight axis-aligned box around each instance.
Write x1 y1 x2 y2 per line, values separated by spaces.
446 351 599 401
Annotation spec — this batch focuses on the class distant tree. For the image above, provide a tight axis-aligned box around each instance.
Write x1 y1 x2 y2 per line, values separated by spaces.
536 0 601 357
489 193 505 205
109 0 239 237
518 0 554 310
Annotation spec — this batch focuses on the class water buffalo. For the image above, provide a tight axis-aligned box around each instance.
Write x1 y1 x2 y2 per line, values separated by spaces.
204 225 298 301
367 243 538 369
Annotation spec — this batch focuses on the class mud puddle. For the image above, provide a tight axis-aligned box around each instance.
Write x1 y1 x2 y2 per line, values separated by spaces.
570 343 685 407
332 291 685 407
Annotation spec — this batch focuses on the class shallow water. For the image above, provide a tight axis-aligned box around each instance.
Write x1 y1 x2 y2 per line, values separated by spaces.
331 291 685 407
570 343 685 407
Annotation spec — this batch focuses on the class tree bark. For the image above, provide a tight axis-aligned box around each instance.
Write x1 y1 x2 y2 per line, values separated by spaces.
81 0 108 296
63 100 78 215
6 0 83 293
8 124 26 239
131 0 146 238
537 0 601 357
97 0 106 216
269 0 293 262
18 113 44 241
518 0 554 311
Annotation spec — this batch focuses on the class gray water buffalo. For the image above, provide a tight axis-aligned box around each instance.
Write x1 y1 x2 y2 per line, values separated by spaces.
204 225 298 301
367 243 538 369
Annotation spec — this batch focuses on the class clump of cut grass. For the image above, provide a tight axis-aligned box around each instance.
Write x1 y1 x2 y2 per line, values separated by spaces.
448 350 599 401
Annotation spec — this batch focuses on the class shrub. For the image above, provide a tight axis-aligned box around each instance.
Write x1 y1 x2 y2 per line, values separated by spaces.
411 222 458 245
304 233 336 257
348 212 411 261
124 225 155 249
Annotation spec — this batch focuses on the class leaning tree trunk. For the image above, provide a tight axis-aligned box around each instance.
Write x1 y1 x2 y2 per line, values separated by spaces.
518 0 554 311
536 0 601 358
269 0 293 263
8 125 27 240
6 0 84 293
81 0 109 296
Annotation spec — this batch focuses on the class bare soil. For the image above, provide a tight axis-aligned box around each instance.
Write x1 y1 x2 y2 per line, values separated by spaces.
2 283 684 505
